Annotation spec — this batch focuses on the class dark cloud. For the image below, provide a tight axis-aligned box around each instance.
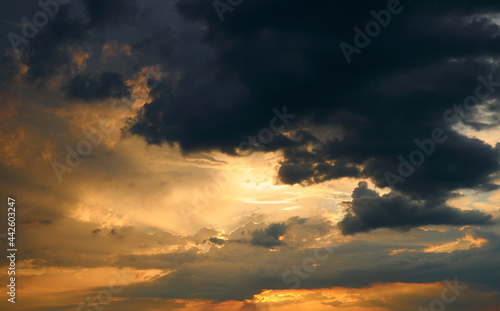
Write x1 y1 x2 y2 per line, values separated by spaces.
227 217 334 250
4 0 500 206
64 72 130 101
118 228 500 301
12 0 138 84
7 0 497 216
207 237 226 245
251 222 288 248
0 53 20 91
338 182 494 235
120 0 500 215
108 227 126 239
114 249 199 270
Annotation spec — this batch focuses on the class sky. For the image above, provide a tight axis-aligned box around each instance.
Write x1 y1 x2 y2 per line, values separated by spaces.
1 0 500 310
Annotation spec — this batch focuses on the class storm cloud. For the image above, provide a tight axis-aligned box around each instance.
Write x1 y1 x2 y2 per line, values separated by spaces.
124 0 500 219
338 182 494 235
65 72 130 100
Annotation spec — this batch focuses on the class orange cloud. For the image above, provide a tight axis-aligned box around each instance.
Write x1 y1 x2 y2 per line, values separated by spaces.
72 49 92 72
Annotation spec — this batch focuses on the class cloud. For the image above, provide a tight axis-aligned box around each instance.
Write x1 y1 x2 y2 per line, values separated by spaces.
250 222 288 248
64 72 130 101
207 237 226 245
14 0 138 84
119 1 500 220
0 52 21 91
338 182 494 235
112 228 500 301
2 1 500 309
190 227 222 244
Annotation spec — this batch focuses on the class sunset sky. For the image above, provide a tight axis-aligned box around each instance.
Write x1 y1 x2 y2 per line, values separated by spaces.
1 0 500 310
